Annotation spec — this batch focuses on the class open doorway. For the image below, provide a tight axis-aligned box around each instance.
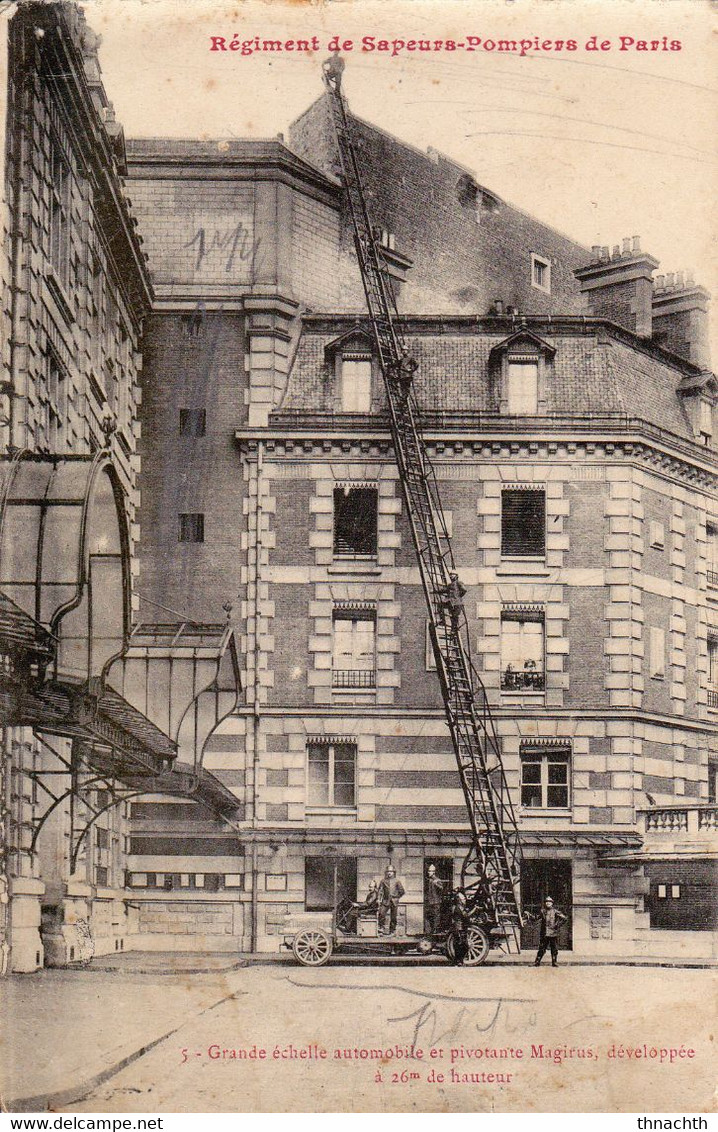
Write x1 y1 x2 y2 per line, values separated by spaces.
304 856 357 911
520 858 573 950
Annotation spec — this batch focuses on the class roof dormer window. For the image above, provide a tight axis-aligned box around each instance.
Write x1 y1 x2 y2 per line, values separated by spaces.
325 329 375 414
341 354 372 413
507 359 539 415
489 330 555 417
531 253 551 294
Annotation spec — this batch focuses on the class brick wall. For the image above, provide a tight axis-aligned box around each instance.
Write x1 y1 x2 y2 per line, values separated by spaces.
289 96 590 317
138 312 248 618
127 177 255 288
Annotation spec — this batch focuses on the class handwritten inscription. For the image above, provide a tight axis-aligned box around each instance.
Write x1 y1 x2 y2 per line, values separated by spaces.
183 221 257 275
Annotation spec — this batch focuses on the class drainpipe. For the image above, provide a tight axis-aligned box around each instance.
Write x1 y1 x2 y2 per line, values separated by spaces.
0 728 15 975
249 439 263 953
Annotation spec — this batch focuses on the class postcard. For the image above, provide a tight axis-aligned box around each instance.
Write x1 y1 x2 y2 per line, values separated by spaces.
0 0 715 1116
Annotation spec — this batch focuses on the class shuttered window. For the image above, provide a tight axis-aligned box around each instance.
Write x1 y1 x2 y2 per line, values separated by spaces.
341 357 372 412
178 513 204 543
179 409 206 437
501 489 545 557
507 361 538 414
333 487 378 557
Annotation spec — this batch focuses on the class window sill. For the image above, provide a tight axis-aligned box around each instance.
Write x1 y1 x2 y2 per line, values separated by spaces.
306 807 358 817
496 561 550 577
328 561 382 576
520 808 571 817
332 689 377 700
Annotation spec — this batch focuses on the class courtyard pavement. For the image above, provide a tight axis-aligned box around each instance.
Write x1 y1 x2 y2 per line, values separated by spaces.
1 951 716 1113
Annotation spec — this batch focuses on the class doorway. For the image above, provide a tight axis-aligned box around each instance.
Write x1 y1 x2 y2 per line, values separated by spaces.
520 858 573 950
304 856 357 911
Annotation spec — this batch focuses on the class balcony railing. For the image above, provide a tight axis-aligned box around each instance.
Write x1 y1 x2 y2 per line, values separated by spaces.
501 669 545 691
638 804 718 839
708 568 718 586
644 808 688 834
332 669 376 689
708 689 718 709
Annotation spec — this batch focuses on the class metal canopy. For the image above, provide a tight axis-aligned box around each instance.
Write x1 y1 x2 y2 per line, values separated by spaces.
0 452 130 684
0 454 243 853
521 831 642 849
6 676 174 777
111 620 242 780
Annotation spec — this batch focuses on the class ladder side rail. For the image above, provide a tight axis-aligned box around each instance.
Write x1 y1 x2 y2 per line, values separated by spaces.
322 64 523 944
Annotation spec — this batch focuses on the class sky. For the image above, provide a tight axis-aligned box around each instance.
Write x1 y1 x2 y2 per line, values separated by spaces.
87 0 717 356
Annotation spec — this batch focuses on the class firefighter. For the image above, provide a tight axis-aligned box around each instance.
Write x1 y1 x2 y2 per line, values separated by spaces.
450 886 470 965
378 865 405 935
441 571 467 629
394 346 419 401
426 864 449 935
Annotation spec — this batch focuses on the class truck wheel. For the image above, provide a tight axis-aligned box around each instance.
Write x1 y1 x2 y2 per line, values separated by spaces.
446 925 490 966
292 929 333 967
464 926 490 966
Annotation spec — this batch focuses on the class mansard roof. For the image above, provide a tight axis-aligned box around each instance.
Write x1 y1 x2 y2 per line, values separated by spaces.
276 315 713 447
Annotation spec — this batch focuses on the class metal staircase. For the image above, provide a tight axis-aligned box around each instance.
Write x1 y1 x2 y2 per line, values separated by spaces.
322 55 522 951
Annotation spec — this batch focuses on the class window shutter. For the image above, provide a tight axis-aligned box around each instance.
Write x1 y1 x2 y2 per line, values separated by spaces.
501 489 546 556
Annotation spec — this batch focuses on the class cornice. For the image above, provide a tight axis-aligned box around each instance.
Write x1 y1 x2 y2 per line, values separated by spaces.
235 429 717 489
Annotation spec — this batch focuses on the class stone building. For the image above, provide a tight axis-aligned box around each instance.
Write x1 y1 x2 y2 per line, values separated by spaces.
0 1 237 974
124 97 717 955
1 5 713 966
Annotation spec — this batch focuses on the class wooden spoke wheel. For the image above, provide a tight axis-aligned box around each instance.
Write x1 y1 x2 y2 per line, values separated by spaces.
446 925 490 967
291 929 333 967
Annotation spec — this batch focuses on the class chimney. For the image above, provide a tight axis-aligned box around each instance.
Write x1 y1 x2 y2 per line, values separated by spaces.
652 272 712 370
574 237 659 338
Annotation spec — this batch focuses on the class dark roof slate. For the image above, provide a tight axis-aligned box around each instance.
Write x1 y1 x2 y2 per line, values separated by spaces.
278 321 695 441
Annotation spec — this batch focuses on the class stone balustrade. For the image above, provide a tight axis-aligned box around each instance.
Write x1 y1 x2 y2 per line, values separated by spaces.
638 804 718 840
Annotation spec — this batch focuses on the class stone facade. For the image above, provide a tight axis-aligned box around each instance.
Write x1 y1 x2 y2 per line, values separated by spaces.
3 4 713 966
0 2 152 972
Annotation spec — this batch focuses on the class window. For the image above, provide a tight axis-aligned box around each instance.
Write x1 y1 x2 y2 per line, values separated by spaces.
178 513 204 543
307 740 357 808
95 866 108 887
42 349 67 450
708 637 718 708
333 486 378 558
501 488 546 557
332 608 376 688
649 627 666 679
699 399 712 446
709 762 717 804
501 608 545 690
341 357 372 413
506 361 538 415
305 856 357 912
180 409 207 437
49 133 71 289
649 521 665 550
531 253 551 293
520 744 570 809
707 523 718 585
425 620 437 671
